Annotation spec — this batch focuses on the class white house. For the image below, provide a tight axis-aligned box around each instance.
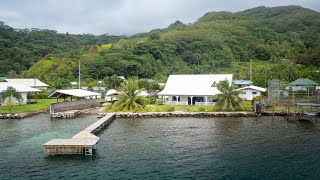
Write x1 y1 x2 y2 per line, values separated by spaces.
0 82 40 106
3 78 49 90
236 85 267 101
158 74 233 106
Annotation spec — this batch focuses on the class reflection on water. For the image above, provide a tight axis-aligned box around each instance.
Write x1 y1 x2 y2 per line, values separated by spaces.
0 114 319 179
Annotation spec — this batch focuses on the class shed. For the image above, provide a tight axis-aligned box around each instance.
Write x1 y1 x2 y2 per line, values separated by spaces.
49 89 101 101
236 85 267 101
290 78 318 91
105 89 119 102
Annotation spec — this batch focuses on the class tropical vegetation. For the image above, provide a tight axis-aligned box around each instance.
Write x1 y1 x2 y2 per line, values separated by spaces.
112 79 147 112
214 80 242 111
0 87 23 111
0 5 319 88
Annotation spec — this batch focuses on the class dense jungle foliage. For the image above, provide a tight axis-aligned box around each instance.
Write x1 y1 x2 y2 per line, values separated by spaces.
0 5 319 88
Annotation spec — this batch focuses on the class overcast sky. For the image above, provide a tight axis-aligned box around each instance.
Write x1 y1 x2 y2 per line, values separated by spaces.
0 0 319 35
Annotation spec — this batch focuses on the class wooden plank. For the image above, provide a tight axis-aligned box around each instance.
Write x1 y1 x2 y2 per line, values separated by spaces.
43 113 115 155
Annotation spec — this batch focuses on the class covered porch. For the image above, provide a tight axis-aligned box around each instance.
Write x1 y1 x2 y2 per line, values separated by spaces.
163 95 216 106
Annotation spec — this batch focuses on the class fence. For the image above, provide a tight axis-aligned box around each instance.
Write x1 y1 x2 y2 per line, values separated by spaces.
50 99 101 114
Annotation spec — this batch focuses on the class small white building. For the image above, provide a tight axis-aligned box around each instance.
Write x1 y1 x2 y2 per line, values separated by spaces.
105 89 119 102
3 78 49 90
0 82 40 106
236 85 267 101
158 74 233 105
49 89 101 100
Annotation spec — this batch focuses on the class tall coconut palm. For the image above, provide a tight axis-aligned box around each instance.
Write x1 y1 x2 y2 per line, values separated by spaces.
0 87 23 111
214 80 242 111
112 79 146 112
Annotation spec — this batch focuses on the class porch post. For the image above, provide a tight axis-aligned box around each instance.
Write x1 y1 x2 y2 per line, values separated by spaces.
205 96 208 105
175 96 179 105
190 96 193 105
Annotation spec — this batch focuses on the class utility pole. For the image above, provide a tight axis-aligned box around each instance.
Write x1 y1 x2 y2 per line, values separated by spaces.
250 59 252 82
34 77 37 102
78 60 81 89
264 69 267 88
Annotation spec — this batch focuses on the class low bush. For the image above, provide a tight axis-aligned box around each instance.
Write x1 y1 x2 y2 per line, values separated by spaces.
167 107 175 112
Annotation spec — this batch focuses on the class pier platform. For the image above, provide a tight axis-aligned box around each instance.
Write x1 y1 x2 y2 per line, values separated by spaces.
50 110 80 119
44 113 115 156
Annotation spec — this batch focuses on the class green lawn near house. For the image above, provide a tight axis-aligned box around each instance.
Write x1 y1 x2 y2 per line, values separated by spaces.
0 99 56 114
104 101 253 112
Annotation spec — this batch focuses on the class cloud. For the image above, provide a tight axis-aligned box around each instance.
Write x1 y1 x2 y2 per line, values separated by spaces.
0 0 319 35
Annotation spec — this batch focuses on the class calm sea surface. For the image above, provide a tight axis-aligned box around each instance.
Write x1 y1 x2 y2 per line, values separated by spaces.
0 113 319 179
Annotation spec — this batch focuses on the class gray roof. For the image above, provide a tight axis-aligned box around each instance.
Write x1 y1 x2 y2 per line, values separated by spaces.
4 78 49 88
158 74 233 96
49 89 101 98
0 82 40 93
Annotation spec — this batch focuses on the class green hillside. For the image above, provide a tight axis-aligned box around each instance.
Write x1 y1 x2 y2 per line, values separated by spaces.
1 5 320 87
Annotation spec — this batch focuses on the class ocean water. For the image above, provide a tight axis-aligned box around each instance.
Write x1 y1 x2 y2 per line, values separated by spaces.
0 113 319 179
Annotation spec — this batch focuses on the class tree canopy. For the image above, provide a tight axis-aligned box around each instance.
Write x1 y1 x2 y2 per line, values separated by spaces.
0 5 319 88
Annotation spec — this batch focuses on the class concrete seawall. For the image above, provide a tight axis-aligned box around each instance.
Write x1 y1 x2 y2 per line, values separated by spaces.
98 112 257 119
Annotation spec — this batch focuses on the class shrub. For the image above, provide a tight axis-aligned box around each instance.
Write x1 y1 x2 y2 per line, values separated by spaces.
198 107 206 112
167 107 175 112
212 105 220 111
147 96 157 104
156 99 164 105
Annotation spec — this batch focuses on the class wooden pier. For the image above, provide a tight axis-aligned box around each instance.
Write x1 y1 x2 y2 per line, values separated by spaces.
44 113 115 156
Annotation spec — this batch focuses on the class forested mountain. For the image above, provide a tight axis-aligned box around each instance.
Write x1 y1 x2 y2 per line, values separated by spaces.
0 23 124 76
1 5 319 88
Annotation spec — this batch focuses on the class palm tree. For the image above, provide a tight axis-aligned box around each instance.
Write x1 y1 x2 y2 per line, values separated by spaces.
214 80 242 111
112 79 146 112
0 87 23 111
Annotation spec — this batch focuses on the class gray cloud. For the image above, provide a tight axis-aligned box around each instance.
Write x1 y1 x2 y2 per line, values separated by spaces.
0 0 319 35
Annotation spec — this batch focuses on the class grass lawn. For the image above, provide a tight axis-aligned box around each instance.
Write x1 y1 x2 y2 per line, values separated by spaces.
0 99 57 114
104 101 253 112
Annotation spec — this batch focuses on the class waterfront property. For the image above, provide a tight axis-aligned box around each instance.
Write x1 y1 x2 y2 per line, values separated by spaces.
0 82 40 106
2 78 49 90
158 74 233 106
44 113 115 156
236 85 267 100
49 89 101 115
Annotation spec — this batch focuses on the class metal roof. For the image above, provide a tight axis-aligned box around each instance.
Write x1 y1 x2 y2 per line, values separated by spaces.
49 89 101 98
0 82 40 93
290 78 318 86
4 78 49 87
236 85 267 92
158 74 233 96
106 89 119 96
233 79 253 85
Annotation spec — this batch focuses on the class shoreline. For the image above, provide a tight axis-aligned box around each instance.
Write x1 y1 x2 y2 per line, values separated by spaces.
0 108 303 119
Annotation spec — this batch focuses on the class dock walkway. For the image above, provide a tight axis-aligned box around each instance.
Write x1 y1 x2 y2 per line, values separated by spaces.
44 113 115 156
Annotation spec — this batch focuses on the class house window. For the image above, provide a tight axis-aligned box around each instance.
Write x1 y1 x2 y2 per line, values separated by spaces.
252 92 257 95
211 81 217 87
